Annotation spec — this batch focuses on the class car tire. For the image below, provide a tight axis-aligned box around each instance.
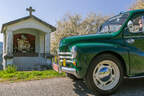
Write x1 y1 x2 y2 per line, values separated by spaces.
85 54 124 96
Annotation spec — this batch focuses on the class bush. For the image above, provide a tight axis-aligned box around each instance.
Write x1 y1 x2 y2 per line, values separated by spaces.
51 13 109 53
4 65 17 73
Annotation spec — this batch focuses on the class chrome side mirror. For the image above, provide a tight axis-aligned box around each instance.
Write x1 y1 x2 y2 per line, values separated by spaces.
127 20 134 32
127 20 133 28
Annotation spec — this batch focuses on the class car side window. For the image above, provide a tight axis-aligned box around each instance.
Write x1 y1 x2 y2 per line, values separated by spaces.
127 15 144 33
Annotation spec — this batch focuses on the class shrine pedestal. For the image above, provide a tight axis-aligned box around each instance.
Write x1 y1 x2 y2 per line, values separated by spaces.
6 58 14 65
3 54 14 69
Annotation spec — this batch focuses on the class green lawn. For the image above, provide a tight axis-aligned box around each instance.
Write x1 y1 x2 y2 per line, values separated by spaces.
0 70 66 82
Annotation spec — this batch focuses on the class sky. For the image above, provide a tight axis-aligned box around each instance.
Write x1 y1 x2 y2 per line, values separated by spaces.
0 0 136 42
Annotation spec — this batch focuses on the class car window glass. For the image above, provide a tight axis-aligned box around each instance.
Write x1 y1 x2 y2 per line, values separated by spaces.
98 13 129 34
127 15 144 33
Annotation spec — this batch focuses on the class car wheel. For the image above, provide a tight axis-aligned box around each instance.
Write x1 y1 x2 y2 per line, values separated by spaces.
85 54 124 95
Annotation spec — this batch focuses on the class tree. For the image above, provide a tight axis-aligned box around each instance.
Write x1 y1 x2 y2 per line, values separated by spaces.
51 13 109 53
129 0 144 10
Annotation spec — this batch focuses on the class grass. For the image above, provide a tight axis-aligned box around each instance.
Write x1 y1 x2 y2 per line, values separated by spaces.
0 70 66 82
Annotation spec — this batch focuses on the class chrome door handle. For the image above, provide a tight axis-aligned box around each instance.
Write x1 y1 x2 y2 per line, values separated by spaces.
126 39 135 44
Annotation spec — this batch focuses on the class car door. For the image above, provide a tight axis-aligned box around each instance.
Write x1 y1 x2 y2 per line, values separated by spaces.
124 14 144 75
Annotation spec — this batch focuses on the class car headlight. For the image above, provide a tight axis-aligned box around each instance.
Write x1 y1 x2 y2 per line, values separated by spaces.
71 46 77 58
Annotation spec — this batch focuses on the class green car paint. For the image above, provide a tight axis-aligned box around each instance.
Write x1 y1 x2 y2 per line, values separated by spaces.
58 9 144 78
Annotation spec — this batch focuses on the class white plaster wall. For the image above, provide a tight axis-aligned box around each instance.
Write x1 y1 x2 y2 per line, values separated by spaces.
39 33 45 53
3 32 6 54
45 33 50 53
5 30 13 55
7 18 51 34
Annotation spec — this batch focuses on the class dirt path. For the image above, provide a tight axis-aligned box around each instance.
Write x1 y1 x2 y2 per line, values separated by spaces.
0 77 143 96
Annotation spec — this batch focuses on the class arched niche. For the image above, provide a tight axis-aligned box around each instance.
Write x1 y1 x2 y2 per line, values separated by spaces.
13 33 36 56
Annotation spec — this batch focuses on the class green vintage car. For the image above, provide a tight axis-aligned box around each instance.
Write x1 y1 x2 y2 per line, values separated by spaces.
53 9 144 95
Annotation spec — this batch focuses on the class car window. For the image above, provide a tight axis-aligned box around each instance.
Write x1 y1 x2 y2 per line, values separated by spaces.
98 13 129 34
127 15 144 33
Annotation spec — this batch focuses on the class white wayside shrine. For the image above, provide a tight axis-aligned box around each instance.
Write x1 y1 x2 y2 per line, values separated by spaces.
1 7 56 70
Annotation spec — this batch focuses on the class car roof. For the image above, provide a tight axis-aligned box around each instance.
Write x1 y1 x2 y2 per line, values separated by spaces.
128 9 144 14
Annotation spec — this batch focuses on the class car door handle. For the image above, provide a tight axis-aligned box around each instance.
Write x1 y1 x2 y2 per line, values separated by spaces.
126 38 135 44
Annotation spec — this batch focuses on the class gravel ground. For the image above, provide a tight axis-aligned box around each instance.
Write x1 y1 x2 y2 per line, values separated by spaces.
0 77 144 96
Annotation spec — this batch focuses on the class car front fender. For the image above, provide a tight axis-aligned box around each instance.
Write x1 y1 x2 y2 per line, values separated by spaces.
74 43 130 78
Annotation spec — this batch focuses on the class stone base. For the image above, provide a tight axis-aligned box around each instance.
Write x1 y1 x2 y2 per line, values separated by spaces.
7 58 13 65
2 58 14 70
13 57 51 71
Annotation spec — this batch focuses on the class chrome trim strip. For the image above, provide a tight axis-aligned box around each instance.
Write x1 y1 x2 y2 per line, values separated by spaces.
127 75 144 79
58 52 72 55
59 56 73 59
124 36 144 38
58 51 73 63
60 60 73 63
61 67 79 78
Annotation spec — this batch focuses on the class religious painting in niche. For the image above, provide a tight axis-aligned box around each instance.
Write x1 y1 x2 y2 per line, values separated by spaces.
13 34 35 55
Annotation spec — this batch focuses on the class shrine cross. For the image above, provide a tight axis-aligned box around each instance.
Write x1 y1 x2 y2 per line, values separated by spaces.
26 6 35 16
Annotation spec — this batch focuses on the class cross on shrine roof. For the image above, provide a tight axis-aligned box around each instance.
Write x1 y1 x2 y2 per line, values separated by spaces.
26 6 35 16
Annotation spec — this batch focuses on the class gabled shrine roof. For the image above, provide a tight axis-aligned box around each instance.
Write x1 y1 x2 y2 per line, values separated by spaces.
1 15 56 33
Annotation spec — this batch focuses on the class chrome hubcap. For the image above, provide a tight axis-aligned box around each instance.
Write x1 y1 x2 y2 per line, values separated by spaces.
93 60 120 90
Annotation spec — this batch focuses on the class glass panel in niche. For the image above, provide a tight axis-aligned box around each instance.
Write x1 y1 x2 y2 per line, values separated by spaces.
13 34 36 56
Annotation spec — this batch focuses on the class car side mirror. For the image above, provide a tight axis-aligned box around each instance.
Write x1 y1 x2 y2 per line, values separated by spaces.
127 20 133 28
127 20 135 32
98 26 102 32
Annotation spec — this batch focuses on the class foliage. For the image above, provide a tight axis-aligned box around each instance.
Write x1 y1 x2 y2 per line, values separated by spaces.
129 0 144 10
0 70 65 82
51 13 109 53
4 65 17 73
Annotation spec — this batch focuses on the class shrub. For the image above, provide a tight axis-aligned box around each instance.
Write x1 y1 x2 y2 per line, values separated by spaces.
4 65 17 73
